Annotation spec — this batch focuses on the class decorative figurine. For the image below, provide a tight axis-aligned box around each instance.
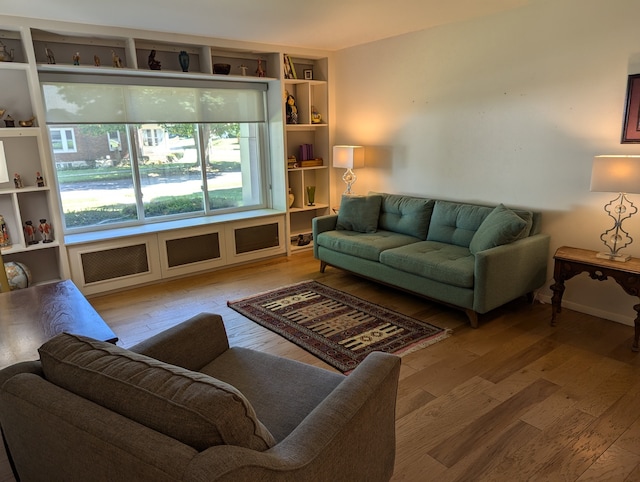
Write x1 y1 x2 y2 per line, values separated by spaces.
178 50 189 72
13 173 22 188
285 92 298 124
94 55 101 66
0 215 10 247
311 106 322 124
38 219 52 243
111 50 123 68
306 185 316 206
256 58 265 77
239 64 248 76
4 115 15 128
148 50 161 70
72 51 80 65
36 172 45 187
45 47 55 64
24 220 37 245
18 117 35 127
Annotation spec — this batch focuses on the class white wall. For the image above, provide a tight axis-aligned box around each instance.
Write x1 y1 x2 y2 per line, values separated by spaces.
333 0 640 325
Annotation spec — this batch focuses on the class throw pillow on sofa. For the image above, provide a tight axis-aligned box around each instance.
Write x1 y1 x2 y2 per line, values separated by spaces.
336 194 382 233
39 332 276 452
469 203 532 254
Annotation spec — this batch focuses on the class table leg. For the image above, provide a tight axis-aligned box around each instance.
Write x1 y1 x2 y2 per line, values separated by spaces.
634 303 640 352
550 279 565 326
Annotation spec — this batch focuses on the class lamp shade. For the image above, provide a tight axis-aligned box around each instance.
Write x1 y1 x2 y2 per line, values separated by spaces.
333 145 365 169
591 155 640 194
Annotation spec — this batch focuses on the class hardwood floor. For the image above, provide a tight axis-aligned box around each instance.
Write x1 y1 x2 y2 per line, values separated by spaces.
3 249 640 481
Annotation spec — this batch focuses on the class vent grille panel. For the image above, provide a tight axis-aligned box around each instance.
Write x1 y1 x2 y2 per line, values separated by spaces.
81 244 149 283
235 223 279 254
166 233 220 267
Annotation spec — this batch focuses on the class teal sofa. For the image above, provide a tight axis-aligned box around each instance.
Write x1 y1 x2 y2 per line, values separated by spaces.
313 193 550 327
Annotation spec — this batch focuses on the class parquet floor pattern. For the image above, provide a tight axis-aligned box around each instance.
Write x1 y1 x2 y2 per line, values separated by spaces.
3 250 640 481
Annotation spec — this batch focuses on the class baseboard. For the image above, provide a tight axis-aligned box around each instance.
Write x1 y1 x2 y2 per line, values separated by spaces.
537 293 634 327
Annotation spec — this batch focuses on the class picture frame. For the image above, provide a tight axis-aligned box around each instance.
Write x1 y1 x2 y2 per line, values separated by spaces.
303 69 313 80
622 73 640 143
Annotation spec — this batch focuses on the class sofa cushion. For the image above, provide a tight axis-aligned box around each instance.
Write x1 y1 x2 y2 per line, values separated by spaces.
373 192 434 240
380 241 475 288
38 333 276 452
427 201 494 248
469 204 532 254
316 229 420 261
336 194 382 233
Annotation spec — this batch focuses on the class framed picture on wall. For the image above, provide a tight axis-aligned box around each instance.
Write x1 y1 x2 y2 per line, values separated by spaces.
622 73 640 143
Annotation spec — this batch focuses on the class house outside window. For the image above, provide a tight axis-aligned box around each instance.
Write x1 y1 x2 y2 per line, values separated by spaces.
50 127 77 153
108 130 122 151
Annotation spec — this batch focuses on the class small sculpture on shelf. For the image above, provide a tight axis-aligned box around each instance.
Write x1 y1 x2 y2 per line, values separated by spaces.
45 47 55 64
0 215 10 247
13 173 23 189
4 115 15 128
111 50 123 68
285 92 298 124
38 219 53 243
72 52 80 65
18 117 35 127
94 55 101 67
24 220 37 245
0 41 14 62
148 50 161 70
311 106 322 124
36 172 45 187
256 58 265 77
239 64 248 76
306 185 316 206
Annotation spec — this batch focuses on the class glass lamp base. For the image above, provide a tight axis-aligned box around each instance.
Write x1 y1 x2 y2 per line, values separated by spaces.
596 251 631 262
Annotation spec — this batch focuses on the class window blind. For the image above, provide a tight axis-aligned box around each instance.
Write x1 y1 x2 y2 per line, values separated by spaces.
40 72 267 124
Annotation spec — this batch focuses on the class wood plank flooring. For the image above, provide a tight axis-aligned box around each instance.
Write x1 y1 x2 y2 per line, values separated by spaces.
3 249 640 481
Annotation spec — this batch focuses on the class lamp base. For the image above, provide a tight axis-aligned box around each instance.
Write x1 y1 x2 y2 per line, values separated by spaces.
596 251 631 262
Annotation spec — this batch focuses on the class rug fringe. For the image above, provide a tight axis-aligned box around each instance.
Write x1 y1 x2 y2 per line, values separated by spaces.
393 328 452 357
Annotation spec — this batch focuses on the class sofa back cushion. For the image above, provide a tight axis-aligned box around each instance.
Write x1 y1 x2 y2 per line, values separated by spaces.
39 333 276 452
336 194 382 233
427 201 494 247
373 192 435 240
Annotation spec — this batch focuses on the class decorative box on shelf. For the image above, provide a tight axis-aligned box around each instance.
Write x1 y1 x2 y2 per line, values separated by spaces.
300 159 323 167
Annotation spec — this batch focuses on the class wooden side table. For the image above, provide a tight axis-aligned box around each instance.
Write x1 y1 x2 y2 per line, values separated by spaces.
550 246 640 351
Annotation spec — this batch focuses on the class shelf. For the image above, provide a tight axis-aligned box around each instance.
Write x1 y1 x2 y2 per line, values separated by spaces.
286 123 328 131
1 239 59 255
0 127 39 137
0 186 49 195
289 203 329 213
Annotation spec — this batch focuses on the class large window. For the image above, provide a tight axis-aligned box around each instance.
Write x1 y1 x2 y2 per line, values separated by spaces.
41 75 269 233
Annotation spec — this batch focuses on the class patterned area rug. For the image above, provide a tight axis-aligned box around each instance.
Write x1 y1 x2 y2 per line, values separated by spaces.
227 280 450 373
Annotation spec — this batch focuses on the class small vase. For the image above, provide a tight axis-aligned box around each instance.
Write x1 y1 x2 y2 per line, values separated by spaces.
178 51 189 72
288 188 295 208
306 186 316 206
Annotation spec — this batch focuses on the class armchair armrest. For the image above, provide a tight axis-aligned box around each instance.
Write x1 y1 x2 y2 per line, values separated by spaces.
473 233 550 313
128 312 229 371
184 351 401 481
312 215 338 259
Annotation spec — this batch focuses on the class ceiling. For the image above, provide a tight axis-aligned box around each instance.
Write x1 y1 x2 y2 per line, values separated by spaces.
1 0 538 51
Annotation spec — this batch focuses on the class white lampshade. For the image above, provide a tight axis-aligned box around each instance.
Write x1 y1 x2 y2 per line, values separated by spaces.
591 155 640 194
333 145 365 169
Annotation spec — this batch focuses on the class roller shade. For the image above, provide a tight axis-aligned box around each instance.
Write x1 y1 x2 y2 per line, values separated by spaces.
40 73 267 124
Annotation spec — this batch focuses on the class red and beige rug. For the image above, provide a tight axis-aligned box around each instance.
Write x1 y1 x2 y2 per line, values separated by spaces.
227 280 450 373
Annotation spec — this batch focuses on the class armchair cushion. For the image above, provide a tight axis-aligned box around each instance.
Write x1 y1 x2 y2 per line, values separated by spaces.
38 333 276 452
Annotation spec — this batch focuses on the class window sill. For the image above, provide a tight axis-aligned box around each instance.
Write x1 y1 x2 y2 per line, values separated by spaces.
64 209 284 246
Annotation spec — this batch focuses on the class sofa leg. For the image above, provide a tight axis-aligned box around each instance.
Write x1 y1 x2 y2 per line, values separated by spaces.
465 310 479 328
320 261 327 273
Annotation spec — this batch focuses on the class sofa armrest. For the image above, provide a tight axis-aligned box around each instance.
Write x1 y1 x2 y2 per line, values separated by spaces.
128 312 229 371
312 215 338 259
473 233 550 313
184 351 401 481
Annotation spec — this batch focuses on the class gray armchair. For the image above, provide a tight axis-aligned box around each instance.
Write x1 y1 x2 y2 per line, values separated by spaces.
0 313 400 481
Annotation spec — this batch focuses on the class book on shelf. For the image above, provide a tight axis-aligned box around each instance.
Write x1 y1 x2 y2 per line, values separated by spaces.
299 143 314 161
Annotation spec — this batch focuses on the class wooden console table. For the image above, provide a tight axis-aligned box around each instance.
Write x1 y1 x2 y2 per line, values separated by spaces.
550 246 640 351
0 279 117 368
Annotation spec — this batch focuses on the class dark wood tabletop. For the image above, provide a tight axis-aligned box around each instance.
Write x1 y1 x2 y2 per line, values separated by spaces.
0 279 117 368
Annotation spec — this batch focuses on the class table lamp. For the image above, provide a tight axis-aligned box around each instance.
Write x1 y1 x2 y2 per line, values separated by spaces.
590 155 640 261
333 145 364 195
